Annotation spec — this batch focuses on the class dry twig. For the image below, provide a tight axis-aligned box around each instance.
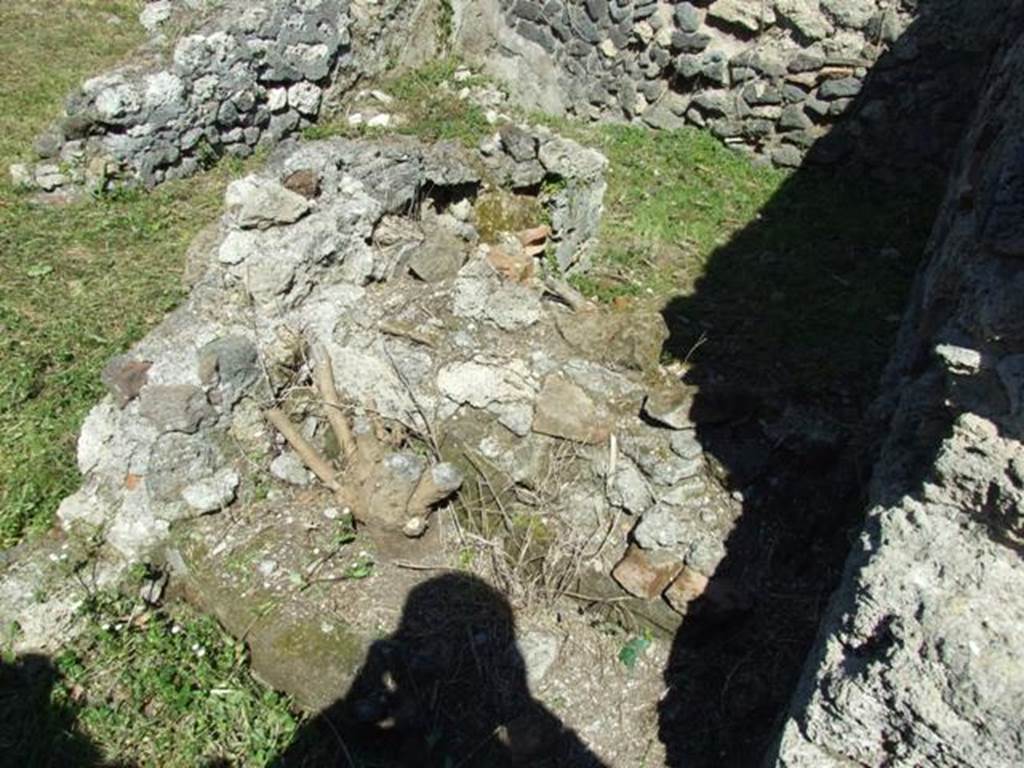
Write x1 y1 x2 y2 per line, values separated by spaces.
313 353 357 460
265 408 340 491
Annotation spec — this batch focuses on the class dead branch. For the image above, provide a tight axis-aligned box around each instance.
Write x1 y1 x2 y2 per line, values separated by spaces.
407 464 464 518
390 560 454 572
313 354 357 460
265 407 340 492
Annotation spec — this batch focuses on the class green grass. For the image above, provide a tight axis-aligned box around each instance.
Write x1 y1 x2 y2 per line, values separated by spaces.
564 122 939 401
306 58 493 148
2 592 299 766
0 0 256 547
570 123 788 299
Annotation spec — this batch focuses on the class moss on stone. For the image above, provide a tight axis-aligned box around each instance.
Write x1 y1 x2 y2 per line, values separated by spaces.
473 188 546 244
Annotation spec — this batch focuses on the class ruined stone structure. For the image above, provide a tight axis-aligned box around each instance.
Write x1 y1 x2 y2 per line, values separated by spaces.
774 4 1024 763
11 0 420 192
3 1 1024 765
455 0 1008 172
12 0 1008 196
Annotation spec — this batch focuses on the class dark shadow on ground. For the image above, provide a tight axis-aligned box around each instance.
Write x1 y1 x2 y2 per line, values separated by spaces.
654 2 1010 765
272 573 606 768
0 653 106 768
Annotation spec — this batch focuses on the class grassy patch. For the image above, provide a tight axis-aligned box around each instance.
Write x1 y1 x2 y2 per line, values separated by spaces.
0 0 255 547
563 123 939 400
387 60 492 144
567 123 787 300
1 592 299 766
0 0 143 163
307 58 493 147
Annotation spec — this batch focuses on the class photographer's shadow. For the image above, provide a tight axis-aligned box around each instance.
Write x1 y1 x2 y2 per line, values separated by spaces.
273 573 605 768
0 653 108 767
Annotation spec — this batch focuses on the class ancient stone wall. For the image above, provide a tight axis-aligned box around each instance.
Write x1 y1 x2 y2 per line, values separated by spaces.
12 0 1009 194
773 3 1024 764
11 0 417 194
455 0 1007 170
12 0 1011 194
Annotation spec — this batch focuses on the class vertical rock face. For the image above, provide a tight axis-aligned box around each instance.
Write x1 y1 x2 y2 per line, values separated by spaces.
773 5 1024 765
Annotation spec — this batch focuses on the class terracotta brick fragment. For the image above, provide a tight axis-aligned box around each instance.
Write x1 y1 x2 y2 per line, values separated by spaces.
612 545 684 599
663 566 710 614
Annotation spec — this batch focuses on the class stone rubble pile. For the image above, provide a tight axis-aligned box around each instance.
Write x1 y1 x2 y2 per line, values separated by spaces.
3 125 749 651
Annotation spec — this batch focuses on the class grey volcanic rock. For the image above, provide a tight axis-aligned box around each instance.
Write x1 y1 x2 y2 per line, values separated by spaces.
821 0 875 30
674 3 702 34
270 452 313 486
139 384 211 433
225 177 312 230
707 0 776 32
774 8 1024 765
182 468 240 513
775 0 834 41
